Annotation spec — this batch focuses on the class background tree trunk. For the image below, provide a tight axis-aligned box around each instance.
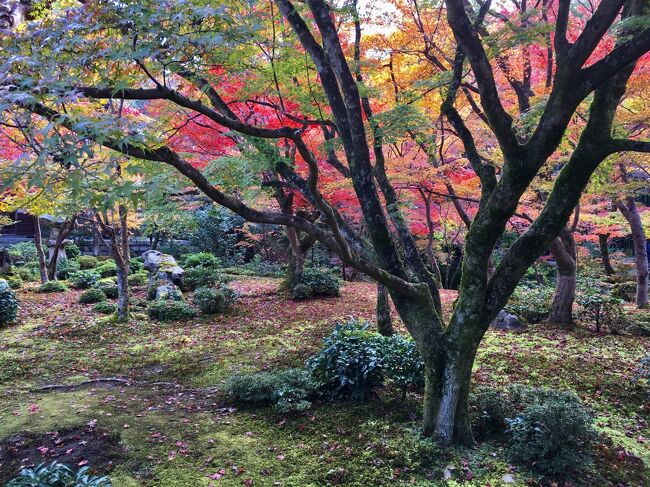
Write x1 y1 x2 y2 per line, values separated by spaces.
548 228 577 325
33 217 49 284
598 233 615 275
376 283 394 336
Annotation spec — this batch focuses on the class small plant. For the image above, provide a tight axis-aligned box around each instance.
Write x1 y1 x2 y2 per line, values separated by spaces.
306 319 384 399
182 267 221 291
129 257 144 274
56 258 80 280
506 387 596 479
79 288 107 304
182 252 221 269
7 242 41 264
38 280 69 293
93 301 117 315
225 368 318 413
147 300 196 321
193 285 237 314
64 243 81 259
94 278 119 299
0 279 19 326
128 271 148 287
96 261 117 277
7 461 111 486
291 267 342 300
71 270 100 289
77 255 99 269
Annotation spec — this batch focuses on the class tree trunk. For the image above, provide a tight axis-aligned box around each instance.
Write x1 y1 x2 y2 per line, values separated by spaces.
33 217 49 284
598 233 614 275
618 196 649 308
376 283 394 336
115 263 130 321
548 229 577 325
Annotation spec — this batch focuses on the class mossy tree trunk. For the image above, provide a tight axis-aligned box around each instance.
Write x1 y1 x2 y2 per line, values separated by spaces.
548 228 577 325
598 233 615 275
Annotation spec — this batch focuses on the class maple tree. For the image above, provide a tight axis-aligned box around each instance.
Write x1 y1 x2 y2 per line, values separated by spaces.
1 0 649 446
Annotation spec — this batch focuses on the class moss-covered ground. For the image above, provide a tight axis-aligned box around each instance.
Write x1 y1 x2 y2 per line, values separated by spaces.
0 277 648 486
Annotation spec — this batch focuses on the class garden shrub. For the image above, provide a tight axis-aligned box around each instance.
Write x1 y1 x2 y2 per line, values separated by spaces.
225 368 318 413
56 258 80 280
469 386 511 439
4 274 23 289
611 281 636 302
0 279 19 326
242 255 285 277
71 270 100 289
93 301 117 315
77 255 99 269
306 319 384 399
376 333 425 397
506 387 596 478
636 356 650 386
7 242 41 264
94 278 119 299
576 288 626 333
626 310 650 336
182 266 221 291
16 266 39 282
38 280 69 293
506 284 554 322
65 243 81 259
182 251 221 269
128 271 148 287
147 300 196 321
7 461 111 487
79 288 107 304
193 285 237 314
291 267 342 300
96 260 117 277
129 257 144 274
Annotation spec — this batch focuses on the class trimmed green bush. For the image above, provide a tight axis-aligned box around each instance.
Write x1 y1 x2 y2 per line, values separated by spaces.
64 243 81 259
291 267 342 300
4 275 23 289
16 266 38 282
96 260 117 277
577 289 626 333
94 278 118 299
147 300 196 321
79 288 107 304
93 301 117 315
182 267 221 291
225 368 318 413
77 255 99 269
128 271 148 287
7 242 41 263
506 284 554 323
193 285 237 314
7 461 111 487
182 252 221 269
506 387 596 478
129 257 144 274
70 270 100 289
306 319 383 400
0 279 19 326
469 386 512 439
376 333 425 396
56 258 80 280
612 281 636 302
38 280 69 293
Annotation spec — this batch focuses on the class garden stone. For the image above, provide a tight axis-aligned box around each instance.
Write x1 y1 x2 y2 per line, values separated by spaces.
142 250 184 286
490 310 527 331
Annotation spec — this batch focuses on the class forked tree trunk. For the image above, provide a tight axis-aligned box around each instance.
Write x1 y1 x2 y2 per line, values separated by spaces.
598 233 615 275
548 229 577 325
33 217 49 284
376 283 394 336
